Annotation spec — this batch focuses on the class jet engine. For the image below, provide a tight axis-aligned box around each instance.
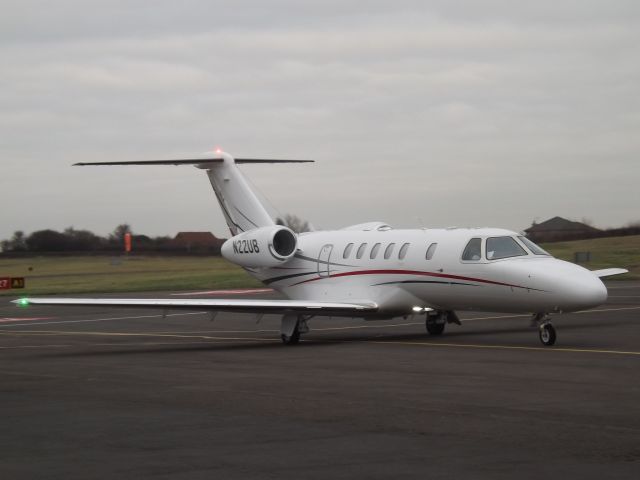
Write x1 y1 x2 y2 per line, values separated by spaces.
221 226 297 268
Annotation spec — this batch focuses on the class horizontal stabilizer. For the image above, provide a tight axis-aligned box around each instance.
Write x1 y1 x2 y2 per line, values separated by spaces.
74 158 314 166
591 268 629 278
13 297 377 315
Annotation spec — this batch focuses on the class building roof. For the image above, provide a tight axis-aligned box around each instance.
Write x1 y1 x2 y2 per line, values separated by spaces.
524 216 601 234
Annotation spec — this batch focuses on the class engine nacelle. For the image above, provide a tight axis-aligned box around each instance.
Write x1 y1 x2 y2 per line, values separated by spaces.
221 226 297 268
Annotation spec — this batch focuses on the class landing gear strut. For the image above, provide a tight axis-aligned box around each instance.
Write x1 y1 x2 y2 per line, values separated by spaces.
532 313 556 346
280 314 310 345
281 326 301 345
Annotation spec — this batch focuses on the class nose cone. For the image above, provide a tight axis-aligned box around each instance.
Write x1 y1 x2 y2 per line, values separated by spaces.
554 261 608 311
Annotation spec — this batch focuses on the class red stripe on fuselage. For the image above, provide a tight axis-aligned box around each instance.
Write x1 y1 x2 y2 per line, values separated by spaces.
292 269 526 289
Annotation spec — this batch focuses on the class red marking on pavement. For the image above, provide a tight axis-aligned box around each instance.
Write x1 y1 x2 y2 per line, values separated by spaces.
0 317 55 323
170 288 274 296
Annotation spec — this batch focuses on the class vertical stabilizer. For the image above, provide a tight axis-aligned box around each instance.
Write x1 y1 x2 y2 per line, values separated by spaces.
203 152 275 235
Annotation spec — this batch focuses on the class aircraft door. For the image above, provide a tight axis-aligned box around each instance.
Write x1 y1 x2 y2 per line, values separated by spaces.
317 244 333 278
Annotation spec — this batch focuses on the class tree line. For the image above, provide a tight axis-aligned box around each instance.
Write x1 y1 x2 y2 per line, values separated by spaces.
1 224 174 253
1 214 312 254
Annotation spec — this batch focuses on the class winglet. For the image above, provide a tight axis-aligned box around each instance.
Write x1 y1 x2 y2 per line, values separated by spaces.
591 268 629 278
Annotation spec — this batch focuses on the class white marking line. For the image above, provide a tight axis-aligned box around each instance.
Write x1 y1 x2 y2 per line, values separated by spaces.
1 304 637 331
0 311 207 328
0 330 278 343
171 288 273 296
576 305 640 313
0 340 272 351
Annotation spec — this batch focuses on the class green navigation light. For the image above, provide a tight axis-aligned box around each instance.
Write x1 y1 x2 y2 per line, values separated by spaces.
18 298 30 307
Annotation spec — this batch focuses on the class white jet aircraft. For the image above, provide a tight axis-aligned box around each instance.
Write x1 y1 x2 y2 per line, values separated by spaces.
14 151 628 346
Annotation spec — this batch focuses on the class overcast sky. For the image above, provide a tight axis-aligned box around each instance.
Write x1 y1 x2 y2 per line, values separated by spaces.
1 0 639 240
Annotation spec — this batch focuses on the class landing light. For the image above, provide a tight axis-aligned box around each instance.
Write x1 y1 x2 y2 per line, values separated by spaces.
412 306 424 313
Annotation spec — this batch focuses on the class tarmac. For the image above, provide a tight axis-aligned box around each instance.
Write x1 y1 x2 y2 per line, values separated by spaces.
1 282 639 479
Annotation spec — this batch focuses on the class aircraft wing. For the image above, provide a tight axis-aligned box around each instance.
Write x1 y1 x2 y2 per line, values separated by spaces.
13 297 378 315
591 268 629 278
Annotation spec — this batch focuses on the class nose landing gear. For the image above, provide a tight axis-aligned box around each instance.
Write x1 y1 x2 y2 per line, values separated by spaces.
532 313 556 346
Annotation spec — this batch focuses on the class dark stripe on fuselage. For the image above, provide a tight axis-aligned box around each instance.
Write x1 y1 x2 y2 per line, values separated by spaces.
372 280 477 287
263 271 318 285
291 268 546 291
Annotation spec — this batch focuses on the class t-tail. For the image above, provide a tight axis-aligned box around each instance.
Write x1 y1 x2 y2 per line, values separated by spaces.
74 151 313 235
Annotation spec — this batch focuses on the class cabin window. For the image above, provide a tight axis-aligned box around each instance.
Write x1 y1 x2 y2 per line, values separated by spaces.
343 243 354 259
461 238 482 261
426 242 437 260
398 243 410 260
486 237 527 260
384 243 395 259
370 243 381 259
356 243 367 259
518 236 550 256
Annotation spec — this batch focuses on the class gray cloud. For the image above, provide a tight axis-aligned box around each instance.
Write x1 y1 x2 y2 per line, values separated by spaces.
1 1 639 240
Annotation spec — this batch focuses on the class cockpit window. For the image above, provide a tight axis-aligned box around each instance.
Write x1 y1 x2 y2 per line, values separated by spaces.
461 238 482 261
518 236 550 256
486 237 527 260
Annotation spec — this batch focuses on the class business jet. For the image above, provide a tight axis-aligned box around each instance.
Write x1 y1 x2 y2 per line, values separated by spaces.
14 151 628 346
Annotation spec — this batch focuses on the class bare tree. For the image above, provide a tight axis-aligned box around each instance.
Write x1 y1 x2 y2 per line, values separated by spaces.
109 223 132 242
2 231 27 251
275 214 312 233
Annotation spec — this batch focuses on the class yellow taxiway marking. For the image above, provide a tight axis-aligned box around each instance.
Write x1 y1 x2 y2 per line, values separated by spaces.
370 340 640 356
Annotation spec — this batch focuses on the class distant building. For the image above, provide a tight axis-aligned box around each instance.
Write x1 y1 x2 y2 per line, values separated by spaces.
170 232 225 254
524 217 601 243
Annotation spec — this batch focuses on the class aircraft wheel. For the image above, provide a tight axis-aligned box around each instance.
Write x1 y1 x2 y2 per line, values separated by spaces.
281 328 301 345
538 322 556 346
426 319 445 336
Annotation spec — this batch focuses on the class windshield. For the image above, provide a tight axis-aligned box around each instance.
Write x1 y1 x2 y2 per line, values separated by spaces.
518 236 551 256
486 236 527 260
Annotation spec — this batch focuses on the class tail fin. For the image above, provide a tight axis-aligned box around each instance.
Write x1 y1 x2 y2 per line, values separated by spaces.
74 151 313 236
203 152 278 235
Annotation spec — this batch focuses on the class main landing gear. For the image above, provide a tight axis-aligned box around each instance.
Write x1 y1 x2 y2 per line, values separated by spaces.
280 314 310 345
532 313 556 346
425 310 460 336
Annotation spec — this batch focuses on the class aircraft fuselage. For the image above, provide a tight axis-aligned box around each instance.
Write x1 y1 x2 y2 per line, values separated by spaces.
251 226 607 317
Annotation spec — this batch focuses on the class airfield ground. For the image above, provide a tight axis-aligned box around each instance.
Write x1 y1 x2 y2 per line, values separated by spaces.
0 234 638 297
1 283 639 479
